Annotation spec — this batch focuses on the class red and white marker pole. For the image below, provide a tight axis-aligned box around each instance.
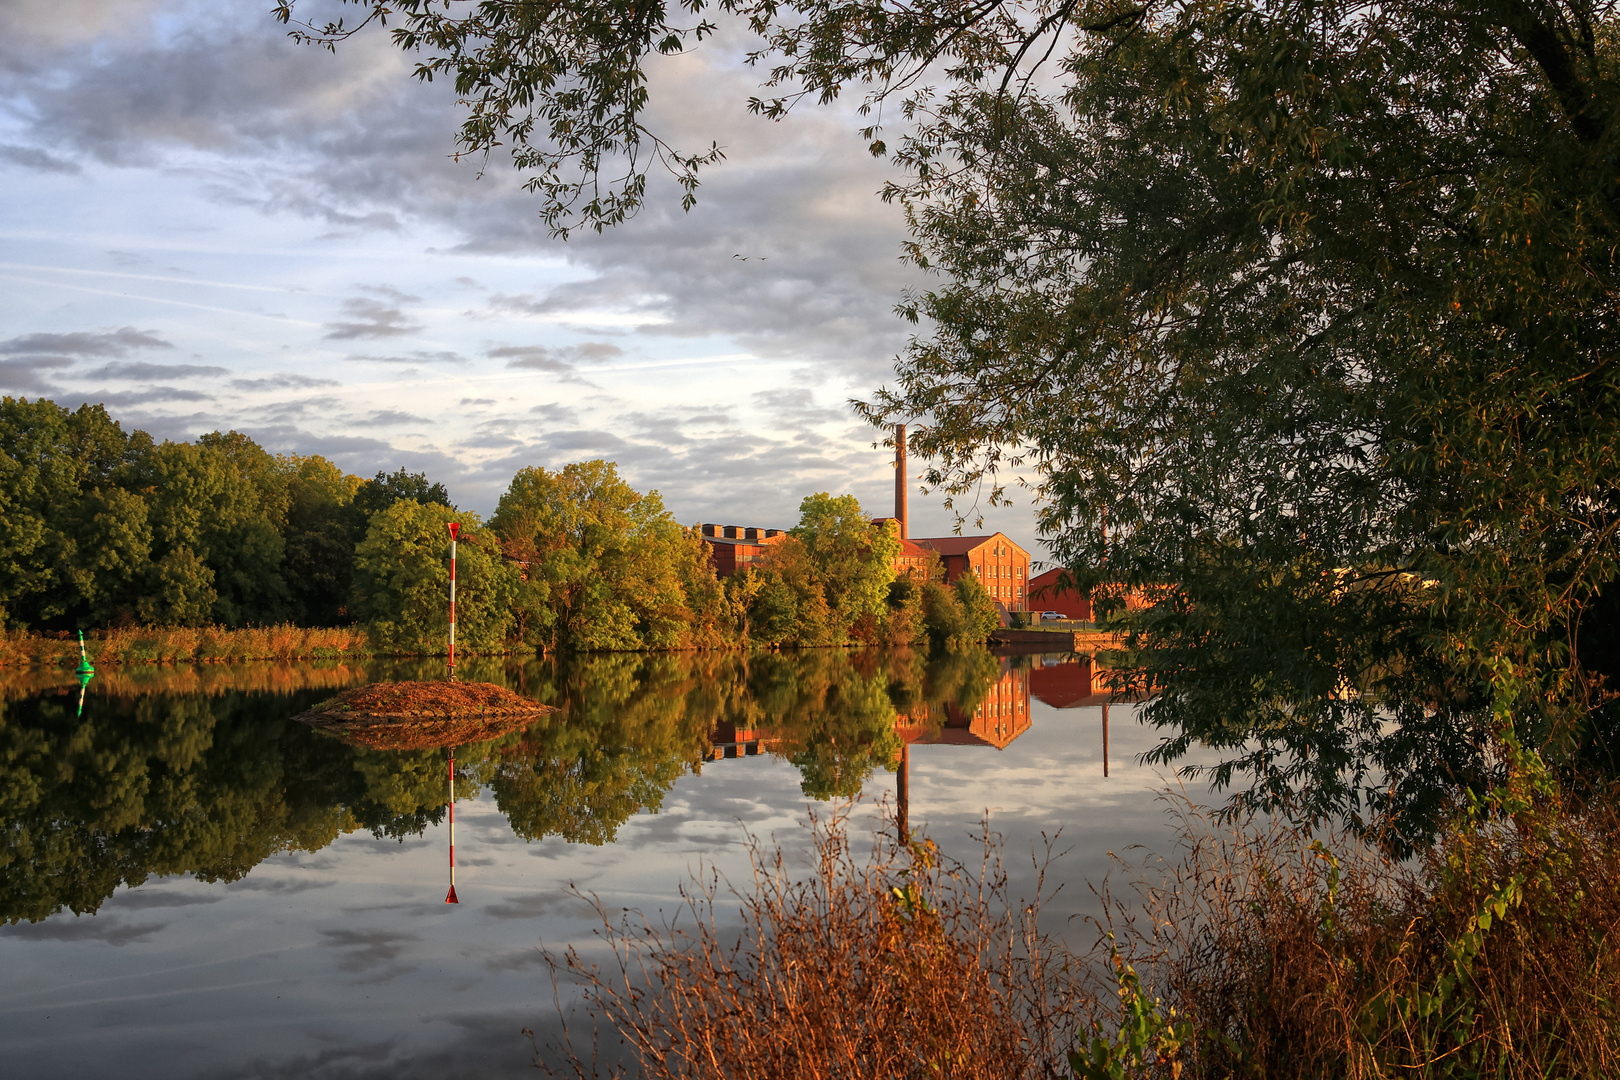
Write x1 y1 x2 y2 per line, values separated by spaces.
445 750 459 904
447 521 459 680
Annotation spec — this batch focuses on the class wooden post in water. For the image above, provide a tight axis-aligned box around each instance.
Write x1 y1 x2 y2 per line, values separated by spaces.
897 740 910 844
1102 702 1110 778
445 750 459 904
447 522 459 681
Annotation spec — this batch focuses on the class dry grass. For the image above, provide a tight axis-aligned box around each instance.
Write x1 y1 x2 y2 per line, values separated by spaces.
535 806 1092 1080
294 679 556 750
0 624 371 667
1110 780 1620 1079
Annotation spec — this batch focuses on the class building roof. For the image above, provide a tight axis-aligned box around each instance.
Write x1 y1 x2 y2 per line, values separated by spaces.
912 532 1028 558
896 538 935 559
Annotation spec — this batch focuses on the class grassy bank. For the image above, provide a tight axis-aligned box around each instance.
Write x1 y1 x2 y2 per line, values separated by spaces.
0 624 373 667
538 742 1620 1079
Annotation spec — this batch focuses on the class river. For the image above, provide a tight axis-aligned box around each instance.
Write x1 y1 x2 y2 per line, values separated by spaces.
0 649 1220 1079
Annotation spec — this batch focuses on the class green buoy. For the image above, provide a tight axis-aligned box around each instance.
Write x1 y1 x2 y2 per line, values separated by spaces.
75 630 95 676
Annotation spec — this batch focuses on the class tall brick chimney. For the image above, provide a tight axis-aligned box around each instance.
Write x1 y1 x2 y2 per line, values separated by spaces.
894 423 908 540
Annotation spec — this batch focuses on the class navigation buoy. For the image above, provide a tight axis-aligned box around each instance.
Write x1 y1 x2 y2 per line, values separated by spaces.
445 749 459 904
75 630 95 677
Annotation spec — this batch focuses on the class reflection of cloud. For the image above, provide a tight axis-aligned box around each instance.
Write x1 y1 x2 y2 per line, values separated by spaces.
320 927 419 974
225 877 337 895
0 914 163 946
481 891 575 921
103 890 225 911
483 948 547 972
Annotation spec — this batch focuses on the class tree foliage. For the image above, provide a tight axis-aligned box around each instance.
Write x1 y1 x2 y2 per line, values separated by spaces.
279 0 1620 827
351 500 519 654
490 461 723 651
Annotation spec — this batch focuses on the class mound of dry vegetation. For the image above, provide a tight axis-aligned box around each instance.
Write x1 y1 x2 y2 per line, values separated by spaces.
294 680 555 750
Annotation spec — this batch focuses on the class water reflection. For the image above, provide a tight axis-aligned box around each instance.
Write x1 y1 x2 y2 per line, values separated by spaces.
0 648 1103 925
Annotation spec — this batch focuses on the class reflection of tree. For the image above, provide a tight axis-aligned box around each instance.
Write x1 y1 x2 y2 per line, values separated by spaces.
483 654 712 845
0 690 349 923
744 651 903 799
0 648 1018 923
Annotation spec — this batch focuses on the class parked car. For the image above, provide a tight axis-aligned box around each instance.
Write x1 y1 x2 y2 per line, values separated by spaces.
1040 611 1065 621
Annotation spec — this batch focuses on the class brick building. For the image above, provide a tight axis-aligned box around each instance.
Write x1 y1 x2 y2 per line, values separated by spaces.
1026 567 1091 619
910 533 1032 612
699 523 786 577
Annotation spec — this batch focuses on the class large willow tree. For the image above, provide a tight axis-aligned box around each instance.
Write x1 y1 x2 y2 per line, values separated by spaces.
279 0 1620 836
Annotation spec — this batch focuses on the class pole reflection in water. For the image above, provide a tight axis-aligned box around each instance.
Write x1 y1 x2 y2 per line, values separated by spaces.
446 749 459 905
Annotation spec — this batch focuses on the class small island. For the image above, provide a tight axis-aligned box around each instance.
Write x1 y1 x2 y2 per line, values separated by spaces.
293 680 556 751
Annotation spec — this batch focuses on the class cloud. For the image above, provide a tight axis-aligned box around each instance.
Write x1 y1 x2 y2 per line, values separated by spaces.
459 397 496 406
489 346 570 373
489 341 622 378
752 387 850 427
0 357 71 392
92 386 216 406
528 402 579 424
348 350 470 365
82 361 229 380
351 409 428 427
570 341 624 362
324 295 424 340
537 428 632 454
0 143 80 173
0 326 173 358
230 373 341 391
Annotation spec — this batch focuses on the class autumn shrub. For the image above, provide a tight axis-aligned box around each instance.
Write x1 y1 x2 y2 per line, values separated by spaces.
1088 732 1620 1080
535 808 1090 1080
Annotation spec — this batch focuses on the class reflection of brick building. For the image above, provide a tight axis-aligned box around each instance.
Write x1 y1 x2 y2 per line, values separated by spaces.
705 719 779 761
1028 656 1111 709
700 523 786 577
895 666 1031 749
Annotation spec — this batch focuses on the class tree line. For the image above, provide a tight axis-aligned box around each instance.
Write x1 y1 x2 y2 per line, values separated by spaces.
0 397 1000 653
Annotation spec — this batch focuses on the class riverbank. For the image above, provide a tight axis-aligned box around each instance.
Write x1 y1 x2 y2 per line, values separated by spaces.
2 625 1077 668
0 625 375 667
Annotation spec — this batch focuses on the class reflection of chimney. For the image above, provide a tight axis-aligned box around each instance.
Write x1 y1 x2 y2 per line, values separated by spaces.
895 424 908 540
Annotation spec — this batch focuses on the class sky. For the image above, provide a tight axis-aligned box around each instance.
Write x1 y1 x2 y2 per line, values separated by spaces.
0 0 1046 555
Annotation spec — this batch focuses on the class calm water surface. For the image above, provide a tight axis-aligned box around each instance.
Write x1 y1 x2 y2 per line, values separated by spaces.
0 649 1221 1079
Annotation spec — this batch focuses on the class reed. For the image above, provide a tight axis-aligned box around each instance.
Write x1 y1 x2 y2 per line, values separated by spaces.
0 624 373 667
